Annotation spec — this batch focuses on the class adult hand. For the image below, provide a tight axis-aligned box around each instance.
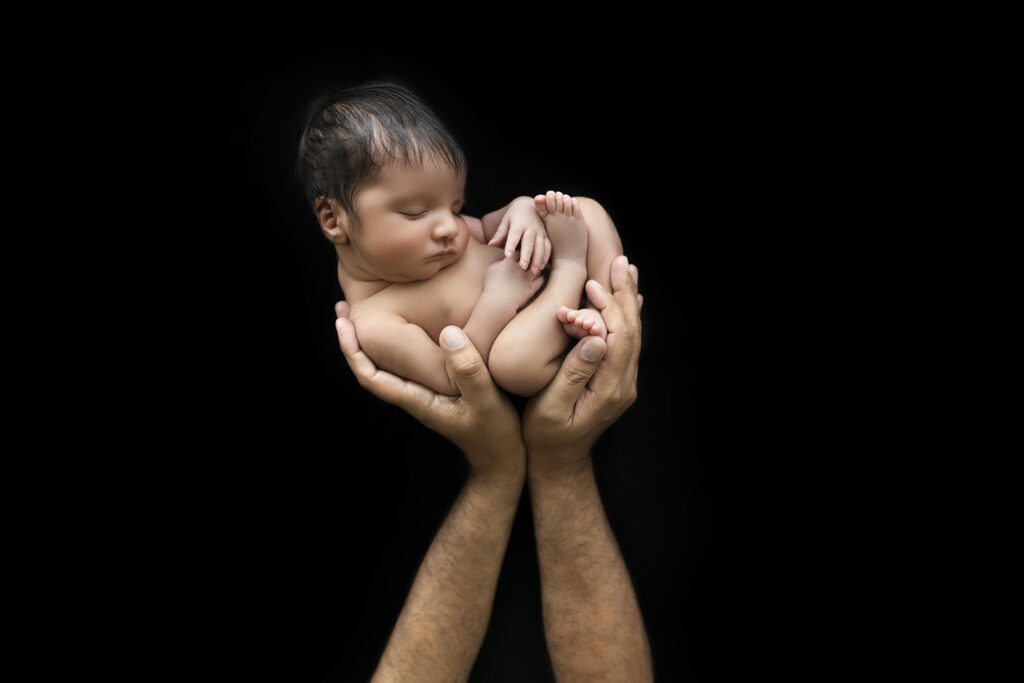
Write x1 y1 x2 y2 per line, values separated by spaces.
336 302 525 479
522 255 642 474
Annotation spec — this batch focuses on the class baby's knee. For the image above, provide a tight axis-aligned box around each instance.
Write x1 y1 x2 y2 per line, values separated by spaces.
574 196 611 226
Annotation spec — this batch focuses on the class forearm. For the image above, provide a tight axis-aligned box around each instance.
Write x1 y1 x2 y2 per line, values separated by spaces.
528 454 653 682
373 461 525 682
461 290 518 364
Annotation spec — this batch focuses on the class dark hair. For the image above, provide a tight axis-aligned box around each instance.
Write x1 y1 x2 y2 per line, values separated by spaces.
296 82 467 226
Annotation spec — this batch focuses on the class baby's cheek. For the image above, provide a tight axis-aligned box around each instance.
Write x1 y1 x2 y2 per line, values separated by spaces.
383 237 422 262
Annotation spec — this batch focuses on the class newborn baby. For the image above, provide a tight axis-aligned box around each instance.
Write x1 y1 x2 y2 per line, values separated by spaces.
297 82 624 397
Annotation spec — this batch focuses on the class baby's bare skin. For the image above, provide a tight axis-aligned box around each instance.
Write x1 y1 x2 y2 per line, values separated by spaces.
331 165 623 397
349 237 506 346
536 194 608 341
347 233 544 396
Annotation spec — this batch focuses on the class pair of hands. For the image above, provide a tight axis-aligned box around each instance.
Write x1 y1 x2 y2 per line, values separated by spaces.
335 255 642 479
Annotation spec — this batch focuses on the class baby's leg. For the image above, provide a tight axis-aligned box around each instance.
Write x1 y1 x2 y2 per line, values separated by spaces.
554 194 624 340
576 195 624 292
488 193 588 397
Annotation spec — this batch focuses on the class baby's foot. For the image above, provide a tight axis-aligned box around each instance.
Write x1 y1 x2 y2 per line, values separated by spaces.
534 191 588 265
557 306 607 340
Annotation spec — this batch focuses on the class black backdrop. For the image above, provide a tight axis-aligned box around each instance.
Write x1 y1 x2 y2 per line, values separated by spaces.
114 17 942 682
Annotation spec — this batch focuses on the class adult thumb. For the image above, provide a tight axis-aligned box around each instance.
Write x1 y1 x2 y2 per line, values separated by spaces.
549 336 606 404
440 326 492 398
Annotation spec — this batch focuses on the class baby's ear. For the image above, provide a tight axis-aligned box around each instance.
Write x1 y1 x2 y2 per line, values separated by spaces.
316 197 350 245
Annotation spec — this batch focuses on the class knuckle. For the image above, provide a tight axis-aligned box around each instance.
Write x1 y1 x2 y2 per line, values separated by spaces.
533 409 562 430
620 324 641 346
452 354 484 378
564 363 593 385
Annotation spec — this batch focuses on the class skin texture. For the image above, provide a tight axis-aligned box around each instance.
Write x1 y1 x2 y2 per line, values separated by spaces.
336 307 525 682
334 254 649 681
320 159 623 397
522 256 652 682
487 193 623 396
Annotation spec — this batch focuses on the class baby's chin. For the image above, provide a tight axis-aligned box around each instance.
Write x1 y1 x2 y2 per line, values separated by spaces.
395 257 459 283
428 250 463 271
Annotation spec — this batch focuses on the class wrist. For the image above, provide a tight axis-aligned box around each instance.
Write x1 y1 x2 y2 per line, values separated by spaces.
525 446 592 483
467 452 527 500
476 288 519 320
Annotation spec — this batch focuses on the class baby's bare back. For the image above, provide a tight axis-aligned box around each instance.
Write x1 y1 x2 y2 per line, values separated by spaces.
351 239 505 342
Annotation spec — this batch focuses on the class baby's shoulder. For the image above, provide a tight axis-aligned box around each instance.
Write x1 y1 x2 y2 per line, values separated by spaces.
348 291 406 323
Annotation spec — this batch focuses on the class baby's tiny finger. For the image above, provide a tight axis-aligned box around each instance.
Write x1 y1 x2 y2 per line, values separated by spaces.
531 238 548 274
520 233 536 269
505 229 523 258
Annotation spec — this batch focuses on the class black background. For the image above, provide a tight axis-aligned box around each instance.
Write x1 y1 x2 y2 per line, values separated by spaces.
38 12 946 682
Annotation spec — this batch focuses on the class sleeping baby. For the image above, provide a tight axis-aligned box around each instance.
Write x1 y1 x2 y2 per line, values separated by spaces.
297 82 625 397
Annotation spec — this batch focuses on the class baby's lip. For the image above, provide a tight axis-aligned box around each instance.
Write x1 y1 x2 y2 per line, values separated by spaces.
429 249 455 260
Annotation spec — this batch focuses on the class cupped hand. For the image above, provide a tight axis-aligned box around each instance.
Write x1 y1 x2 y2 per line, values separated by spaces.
336 302 525 478
522 255 642 475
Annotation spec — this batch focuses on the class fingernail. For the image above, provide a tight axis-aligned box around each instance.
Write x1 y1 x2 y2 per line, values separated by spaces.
441 327 466 350
581 338 603 361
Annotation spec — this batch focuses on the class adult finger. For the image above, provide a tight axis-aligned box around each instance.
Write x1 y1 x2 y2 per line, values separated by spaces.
587 256 640 338
610 255 641 324
534 334 607 418
335 300 350 318
584 257 641 393
628 264 644 310
610 256 643 377
439 326 502 405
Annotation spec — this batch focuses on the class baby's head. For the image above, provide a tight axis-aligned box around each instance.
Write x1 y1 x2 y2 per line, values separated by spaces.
297 82 466 231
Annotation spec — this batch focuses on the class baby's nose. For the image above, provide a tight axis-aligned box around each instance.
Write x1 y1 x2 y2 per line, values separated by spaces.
434 214 459 239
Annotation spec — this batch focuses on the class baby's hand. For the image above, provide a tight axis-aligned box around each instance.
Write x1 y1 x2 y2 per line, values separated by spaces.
484 257 545 311
487 196 552 275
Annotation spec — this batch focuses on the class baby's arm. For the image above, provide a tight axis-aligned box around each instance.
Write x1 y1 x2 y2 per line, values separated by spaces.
480 197 532 243
356 315 459 395
481 197 551 275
